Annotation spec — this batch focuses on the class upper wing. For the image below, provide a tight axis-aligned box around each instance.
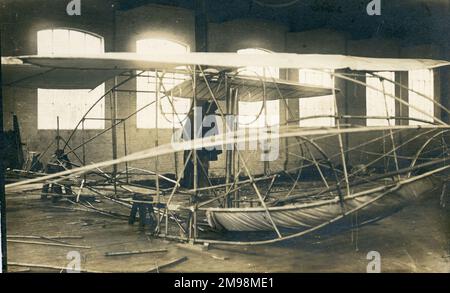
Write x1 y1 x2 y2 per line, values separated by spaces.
16 52 450 71
2 53 449 90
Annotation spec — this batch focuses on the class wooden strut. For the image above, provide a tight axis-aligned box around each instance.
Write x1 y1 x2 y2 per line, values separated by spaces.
152 67 200 238
232 123 282 235
286 114 438 126
408 130 450 177
192 65 198 240
7 235 83 240
155 70 161 232
111 78 119 197
375 73 400 178
331 83 350 209
105 248 168 257
155 150 194 236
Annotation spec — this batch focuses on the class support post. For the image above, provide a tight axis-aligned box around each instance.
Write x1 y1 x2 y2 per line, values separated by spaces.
155 71 160 205
195 0 208 52
225 76 233 208
56 116 60 150
192 66 198 239
82 118 86 181
332 78 350 201
0 30 7 272
231 88 239 208
122 119 129 183
111 77 118 196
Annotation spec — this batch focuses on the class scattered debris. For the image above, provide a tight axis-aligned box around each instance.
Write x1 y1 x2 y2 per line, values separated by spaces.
8 262 103 273
176 244 229 260
7 235 84 239
7 239 91 249
8 268 32 273
105 248 168 257
147 256 188 273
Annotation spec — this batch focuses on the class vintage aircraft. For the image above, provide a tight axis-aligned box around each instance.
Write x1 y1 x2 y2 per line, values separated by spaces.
2 52 450 245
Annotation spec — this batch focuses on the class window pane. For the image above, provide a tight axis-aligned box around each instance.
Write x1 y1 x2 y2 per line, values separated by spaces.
52 29 70 54
85 33 103 54
37 29 105 129
237 48 280 128
408 69 434 125
68 30 86 55
38 84 105 129
37 30 53 55
136 39 190 129
298 69 335 127
366 72 395 126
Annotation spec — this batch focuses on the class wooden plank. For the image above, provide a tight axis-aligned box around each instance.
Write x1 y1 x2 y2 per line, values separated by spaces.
7 235 84 240
147 256 188 273
8 262 103 273
105 248 168 257
7 239 91 249
176 244 229 260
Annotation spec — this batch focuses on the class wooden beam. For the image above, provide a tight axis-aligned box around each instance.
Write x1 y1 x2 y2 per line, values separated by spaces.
0 29 7 273
8 262 103 273
147 256 188 273
7 239 91 249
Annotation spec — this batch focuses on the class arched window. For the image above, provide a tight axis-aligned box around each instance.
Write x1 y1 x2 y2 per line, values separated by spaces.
366 72 396 126
408 69 434 125
298 69 335 127
136 39 190 129
237 48 280 128
37 29 105 129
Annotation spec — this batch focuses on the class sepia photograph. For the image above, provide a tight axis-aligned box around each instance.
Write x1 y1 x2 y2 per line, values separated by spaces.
0 0 449 280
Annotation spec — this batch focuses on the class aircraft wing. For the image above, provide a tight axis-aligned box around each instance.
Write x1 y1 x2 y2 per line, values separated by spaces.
16 52 450 71
1 57 124 89
164 75 336 101
2 53 449 90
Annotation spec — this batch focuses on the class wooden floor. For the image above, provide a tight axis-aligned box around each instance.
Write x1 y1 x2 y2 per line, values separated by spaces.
4 188 450 272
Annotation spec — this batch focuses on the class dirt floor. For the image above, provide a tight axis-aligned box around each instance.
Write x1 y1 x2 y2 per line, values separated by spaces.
4 190 450 273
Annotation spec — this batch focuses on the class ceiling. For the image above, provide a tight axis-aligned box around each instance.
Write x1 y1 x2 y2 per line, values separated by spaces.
117 0 450 46
1 0 448 47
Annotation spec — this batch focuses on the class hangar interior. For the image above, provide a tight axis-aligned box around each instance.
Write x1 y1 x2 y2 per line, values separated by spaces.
0 0 449 272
